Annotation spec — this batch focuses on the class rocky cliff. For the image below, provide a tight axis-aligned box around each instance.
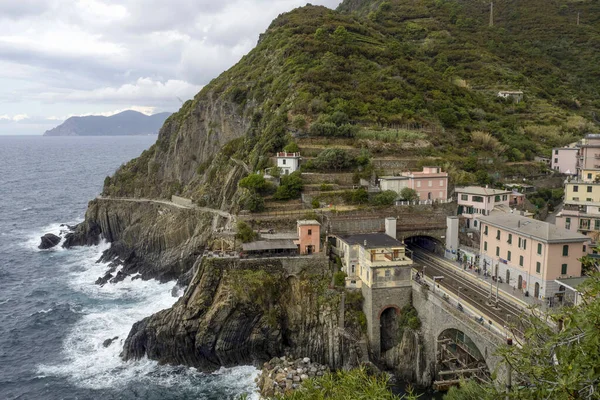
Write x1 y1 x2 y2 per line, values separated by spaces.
120 256 365 371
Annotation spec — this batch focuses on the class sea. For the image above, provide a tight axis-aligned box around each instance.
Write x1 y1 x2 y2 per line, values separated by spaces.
0 135 441 400
0 136 259 400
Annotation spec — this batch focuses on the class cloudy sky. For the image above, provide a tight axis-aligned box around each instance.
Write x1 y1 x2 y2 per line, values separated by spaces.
0 0 341 135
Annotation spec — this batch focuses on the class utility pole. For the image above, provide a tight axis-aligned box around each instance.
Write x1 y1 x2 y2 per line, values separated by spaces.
489 2 494 27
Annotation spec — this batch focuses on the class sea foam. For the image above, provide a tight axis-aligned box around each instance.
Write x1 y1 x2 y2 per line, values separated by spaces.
37 240 259 398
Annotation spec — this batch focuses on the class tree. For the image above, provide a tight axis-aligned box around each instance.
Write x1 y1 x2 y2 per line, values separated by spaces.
372 190 397 206
447 274 600 400
239 174 267 192
244 192 265 213
314 148 354 171
236 221 257 243
579 247 600 276
274 171 303 200
284 141 300 153
400 187 419 202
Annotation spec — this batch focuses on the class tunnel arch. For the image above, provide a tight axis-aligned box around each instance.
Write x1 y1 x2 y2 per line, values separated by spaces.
435 328 490 388
404 235 445 255
379 306 401 353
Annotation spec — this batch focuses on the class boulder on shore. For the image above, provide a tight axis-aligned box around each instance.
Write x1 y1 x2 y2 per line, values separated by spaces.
38 233 61 250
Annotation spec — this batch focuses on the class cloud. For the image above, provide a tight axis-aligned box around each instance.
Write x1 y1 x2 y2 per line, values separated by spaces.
38 78 202 106
0 0 342 135
0 114 30 122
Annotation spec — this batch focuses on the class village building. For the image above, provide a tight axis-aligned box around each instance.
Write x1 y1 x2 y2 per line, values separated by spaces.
276 152 301 175
379 166 448 201
479 213 589 300
554 276 591 306
455 186 511 229
551 147 579 175
295 220 321 255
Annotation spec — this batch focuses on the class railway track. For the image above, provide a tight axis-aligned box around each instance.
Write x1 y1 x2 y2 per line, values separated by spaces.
412 249 527 332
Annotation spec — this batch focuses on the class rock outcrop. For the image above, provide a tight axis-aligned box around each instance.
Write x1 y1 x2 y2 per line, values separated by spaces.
120 256 365 372
38 233 61 250
64 198 215 282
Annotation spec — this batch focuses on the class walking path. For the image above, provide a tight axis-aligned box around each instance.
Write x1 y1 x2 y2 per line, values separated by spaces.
96 196 236 229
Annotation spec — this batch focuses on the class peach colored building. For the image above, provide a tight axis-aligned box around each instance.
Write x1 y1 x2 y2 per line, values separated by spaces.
296 220 321 255
479 214 589 300
399 166 449 201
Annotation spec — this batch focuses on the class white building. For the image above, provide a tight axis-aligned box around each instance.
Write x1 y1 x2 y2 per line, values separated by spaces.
456 186 511 229
276 152 301 175
379 176 409 193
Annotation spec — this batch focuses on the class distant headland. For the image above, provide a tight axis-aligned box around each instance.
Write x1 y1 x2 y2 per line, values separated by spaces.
43 110 171 136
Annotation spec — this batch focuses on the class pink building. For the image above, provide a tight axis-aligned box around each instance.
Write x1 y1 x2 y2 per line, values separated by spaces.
400 166 448 201
578 134 600 171
296 220 321 254
479 214 589 300
551 147 579 175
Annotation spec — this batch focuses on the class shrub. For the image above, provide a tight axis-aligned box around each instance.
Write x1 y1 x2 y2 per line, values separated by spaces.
311 198 320 209
334 271 347 287
236 221 257 243
245 192 265 212
283 141 300 153
313 148 355 171
400 187 419 202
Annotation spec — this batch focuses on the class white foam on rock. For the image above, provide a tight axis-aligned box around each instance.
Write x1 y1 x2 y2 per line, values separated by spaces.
37 240 259 397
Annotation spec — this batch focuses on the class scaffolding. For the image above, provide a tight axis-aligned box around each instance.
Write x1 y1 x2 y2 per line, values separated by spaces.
433 331 490 391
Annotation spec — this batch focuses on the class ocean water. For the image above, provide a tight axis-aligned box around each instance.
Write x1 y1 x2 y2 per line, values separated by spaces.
0 136 258 400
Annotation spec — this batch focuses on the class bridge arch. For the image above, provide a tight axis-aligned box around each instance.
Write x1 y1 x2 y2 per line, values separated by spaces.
435 327 491 389
380 306 401 352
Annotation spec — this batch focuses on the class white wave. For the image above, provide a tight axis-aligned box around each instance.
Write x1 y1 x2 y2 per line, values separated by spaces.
37 240 259 397
23 220 80 252
0 298 11 305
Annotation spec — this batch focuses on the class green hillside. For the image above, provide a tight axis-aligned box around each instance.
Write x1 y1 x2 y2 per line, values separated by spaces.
104 0 600 201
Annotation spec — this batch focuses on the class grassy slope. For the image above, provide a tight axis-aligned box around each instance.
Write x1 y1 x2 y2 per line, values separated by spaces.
106 0 600 198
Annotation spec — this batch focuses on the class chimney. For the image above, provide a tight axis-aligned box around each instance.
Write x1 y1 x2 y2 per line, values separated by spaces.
518 220 521 228
385 217 397 239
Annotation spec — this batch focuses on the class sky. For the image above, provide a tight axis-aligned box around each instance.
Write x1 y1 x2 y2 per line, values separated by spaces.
0 0 341 135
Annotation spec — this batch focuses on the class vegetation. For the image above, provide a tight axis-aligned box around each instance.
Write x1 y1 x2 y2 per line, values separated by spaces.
274 171 304 200
447 274 600 399
373 190 398 206
236 221 257 243
527 188 564 211
239 173 275 195
400 187 419 202
275 367 419 400
397 305 421 339
333 271 347 287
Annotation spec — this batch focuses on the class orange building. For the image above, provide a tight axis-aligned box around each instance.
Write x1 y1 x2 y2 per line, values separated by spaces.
296 220 321 255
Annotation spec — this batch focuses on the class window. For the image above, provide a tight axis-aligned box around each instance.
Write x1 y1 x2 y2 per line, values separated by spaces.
495 195 501 202
561 264 568 275
554 158 558 163
523 239 527 250
385 270 391 277
519 255 524 267
588 173 593 179
562 245 569 256
503 195 508 201
587 198 593 202
496 246 500 256
417 181 421 188
588 186 593 193
351 265 355 274
496 230 501 240
519 238 526 249
282 159 286 165
573 197 580 201
583 245 587 252
439 191 444 198
537 243 542 255
507 251 511 261
555 150 558 155
461 194 468 201
439 180 444 187
518 237 522 247
474 220 478 227
595 220 600 231
428 180 432 187
508 234 512 244
573 185 579 192
536 262 541 273
308 229 312 236
484 226 488 235
484 241 488 251
472 196 484 203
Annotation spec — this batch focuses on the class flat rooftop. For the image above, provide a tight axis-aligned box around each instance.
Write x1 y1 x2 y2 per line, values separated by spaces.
479 214 590 243
555 277 590 292
337 232 403 249
297 220 320 226
456 186 512 196
380 176 409 180
242 240 297 252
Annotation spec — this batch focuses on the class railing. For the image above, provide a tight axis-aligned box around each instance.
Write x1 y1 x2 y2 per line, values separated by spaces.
395 198 452 206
